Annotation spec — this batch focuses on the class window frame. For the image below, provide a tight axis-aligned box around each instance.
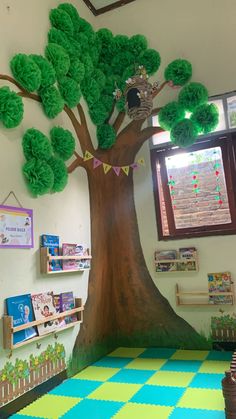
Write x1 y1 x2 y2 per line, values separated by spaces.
151 131 236 240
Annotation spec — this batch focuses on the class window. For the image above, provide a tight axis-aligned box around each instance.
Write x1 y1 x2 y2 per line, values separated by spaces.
151 92 236 240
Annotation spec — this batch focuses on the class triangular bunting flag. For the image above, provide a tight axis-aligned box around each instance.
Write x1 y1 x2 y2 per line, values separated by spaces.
84 150 93 161
137 158 145 166
93 158 103 169
113 166 121 176
103 163 112 174
122 166 130 176
131 163 138 170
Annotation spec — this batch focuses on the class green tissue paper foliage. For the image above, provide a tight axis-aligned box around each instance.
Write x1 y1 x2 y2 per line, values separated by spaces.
178 82 208 112
50 126 75 161
158 102 185 130
45 43 70 78
30 55 56 88
0 87 24 128
22 158 54 196
22 128 52 161
97 124 116 149
40 86 64 119
164 59 192 86
50 8 74 37
171 118 198 147
10 54 41 92
58 76 81 108
48 156 68 192
68 58 85 83
191 103 219 134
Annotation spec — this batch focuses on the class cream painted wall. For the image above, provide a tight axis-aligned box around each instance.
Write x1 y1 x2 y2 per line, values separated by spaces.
0 0 95 369
95 0 236 336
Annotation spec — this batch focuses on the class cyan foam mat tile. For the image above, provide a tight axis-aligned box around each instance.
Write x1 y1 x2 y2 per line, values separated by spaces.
139 348 177 359
130 384 185 406
60 399 124 419
49 378 102 398
161 360 202 372
170 407 225 418
189 373 224 389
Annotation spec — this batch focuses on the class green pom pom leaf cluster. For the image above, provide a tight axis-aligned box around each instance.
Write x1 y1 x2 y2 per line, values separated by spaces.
22 126 75 196
10 54 41 92
158 102 185 131
164 59 192 86
0 87 24 128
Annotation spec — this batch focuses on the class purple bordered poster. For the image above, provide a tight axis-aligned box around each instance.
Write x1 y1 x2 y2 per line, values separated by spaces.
0 205 34 249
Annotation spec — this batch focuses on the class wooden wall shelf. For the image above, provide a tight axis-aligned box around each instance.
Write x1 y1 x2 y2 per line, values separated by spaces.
175 284 234 306
40 247 92 274
3 298 84 350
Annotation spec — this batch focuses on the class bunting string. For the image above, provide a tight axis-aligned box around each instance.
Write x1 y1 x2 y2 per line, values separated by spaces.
83 151 145 176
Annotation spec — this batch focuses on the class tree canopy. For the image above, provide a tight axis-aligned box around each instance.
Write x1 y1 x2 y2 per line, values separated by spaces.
0 2 219 196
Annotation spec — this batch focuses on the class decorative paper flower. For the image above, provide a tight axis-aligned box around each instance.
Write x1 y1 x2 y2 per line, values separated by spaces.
50 126 75 161
178 82 208 112
10 54 41 92
0 87 24 128
45 43 70 78
138 49 161 75
22 128 52 161
22 158 54 196
170 119 198 147
58 76 81 108
97 124 116 149
190 103 219 134
49 8 74 37
158 102 185 131
47 156 68 192
30 55 56 88
164 59 192 86
40 86 64 119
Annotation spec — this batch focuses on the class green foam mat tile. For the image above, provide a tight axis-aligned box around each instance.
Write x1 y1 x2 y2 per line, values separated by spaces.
147 371 195 387
108 347 146 358
199 360 230 374
73 366 120 381
87 382 142 402
177 388 225 411
112 402 173 419
124 358 167 370
18 394 81 419
171 350 209 361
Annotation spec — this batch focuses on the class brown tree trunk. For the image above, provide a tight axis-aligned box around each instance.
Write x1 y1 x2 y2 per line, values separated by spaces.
70 147 210 375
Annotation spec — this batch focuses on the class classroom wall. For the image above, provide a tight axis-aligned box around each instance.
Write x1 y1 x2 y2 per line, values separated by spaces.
0 0 95 370
95 0 236 336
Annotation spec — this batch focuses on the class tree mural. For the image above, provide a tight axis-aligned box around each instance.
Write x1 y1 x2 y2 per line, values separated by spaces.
0 3 218 372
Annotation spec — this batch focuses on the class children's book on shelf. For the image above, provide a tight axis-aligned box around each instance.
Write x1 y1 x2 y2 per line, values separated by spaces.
155 250 177 261
59 291 77 324
31 292 58 335
41 234 61 271
208 272 233 305
155 261 178 272
6 294 37 345
75 245 91 269
62 243 77 270
179 247 197 259
53 294 66 328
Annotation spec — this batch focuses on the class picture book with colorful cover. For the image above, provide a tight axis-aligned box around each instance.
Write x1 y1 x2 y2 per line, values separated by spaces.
53 294 66 328
155 250 177 261
208 272 233 305
59 291 77 324
41 234 61 271
6 294 37 345
31 292 58 335
62 243 77 270
75 245 91 269
179 247 197 260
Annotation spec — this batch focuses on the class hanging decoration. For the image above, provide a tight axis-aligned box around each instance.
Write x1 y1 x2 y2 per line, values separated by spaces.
168 175 176 210
83 150 145 176
213 150 223 205
191 170 200 202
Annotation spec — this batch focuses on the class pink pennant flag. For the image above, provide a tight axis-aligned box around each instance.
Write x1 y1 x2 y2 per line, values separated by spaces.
93 158 102 169
112 166 121 176
131 163 138 170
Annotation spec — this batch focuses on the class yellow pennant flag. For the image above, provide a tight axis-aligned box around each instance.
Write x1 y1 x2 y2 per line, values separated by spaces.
84 150 93 161
137 158 145 166
122 166 130 176
103 163 112 174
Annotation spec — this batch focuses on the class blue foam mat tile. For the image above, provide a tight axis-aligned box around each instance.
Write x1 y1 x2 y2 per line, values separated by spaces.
60 399 124 419
189 373 224 389
108 368 155 384
93 357 134 368
160 360 202 372
49 378 102 398
170 407 225 418
130 384 185 406
139 348 177 359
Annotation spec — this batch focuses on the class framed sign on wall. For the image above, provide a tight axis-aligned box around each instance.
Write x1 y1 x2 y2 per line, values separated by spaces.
0 205 34 249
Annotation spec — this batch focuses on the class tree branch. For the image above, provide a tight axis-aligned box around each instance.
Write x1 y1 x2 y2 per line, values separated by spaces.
113 111 126 134
77 103 87 128
64 106 94 154
18 91 41 102
138 126 164 144
0 74 28 93
67 154 86 173
152 80 168 98
151 107 162 116
106 101 115 124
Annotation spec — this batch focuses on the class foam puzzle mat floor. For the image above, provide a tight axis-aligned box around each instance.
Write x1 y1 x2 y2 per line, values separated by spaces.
10 347 231 418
